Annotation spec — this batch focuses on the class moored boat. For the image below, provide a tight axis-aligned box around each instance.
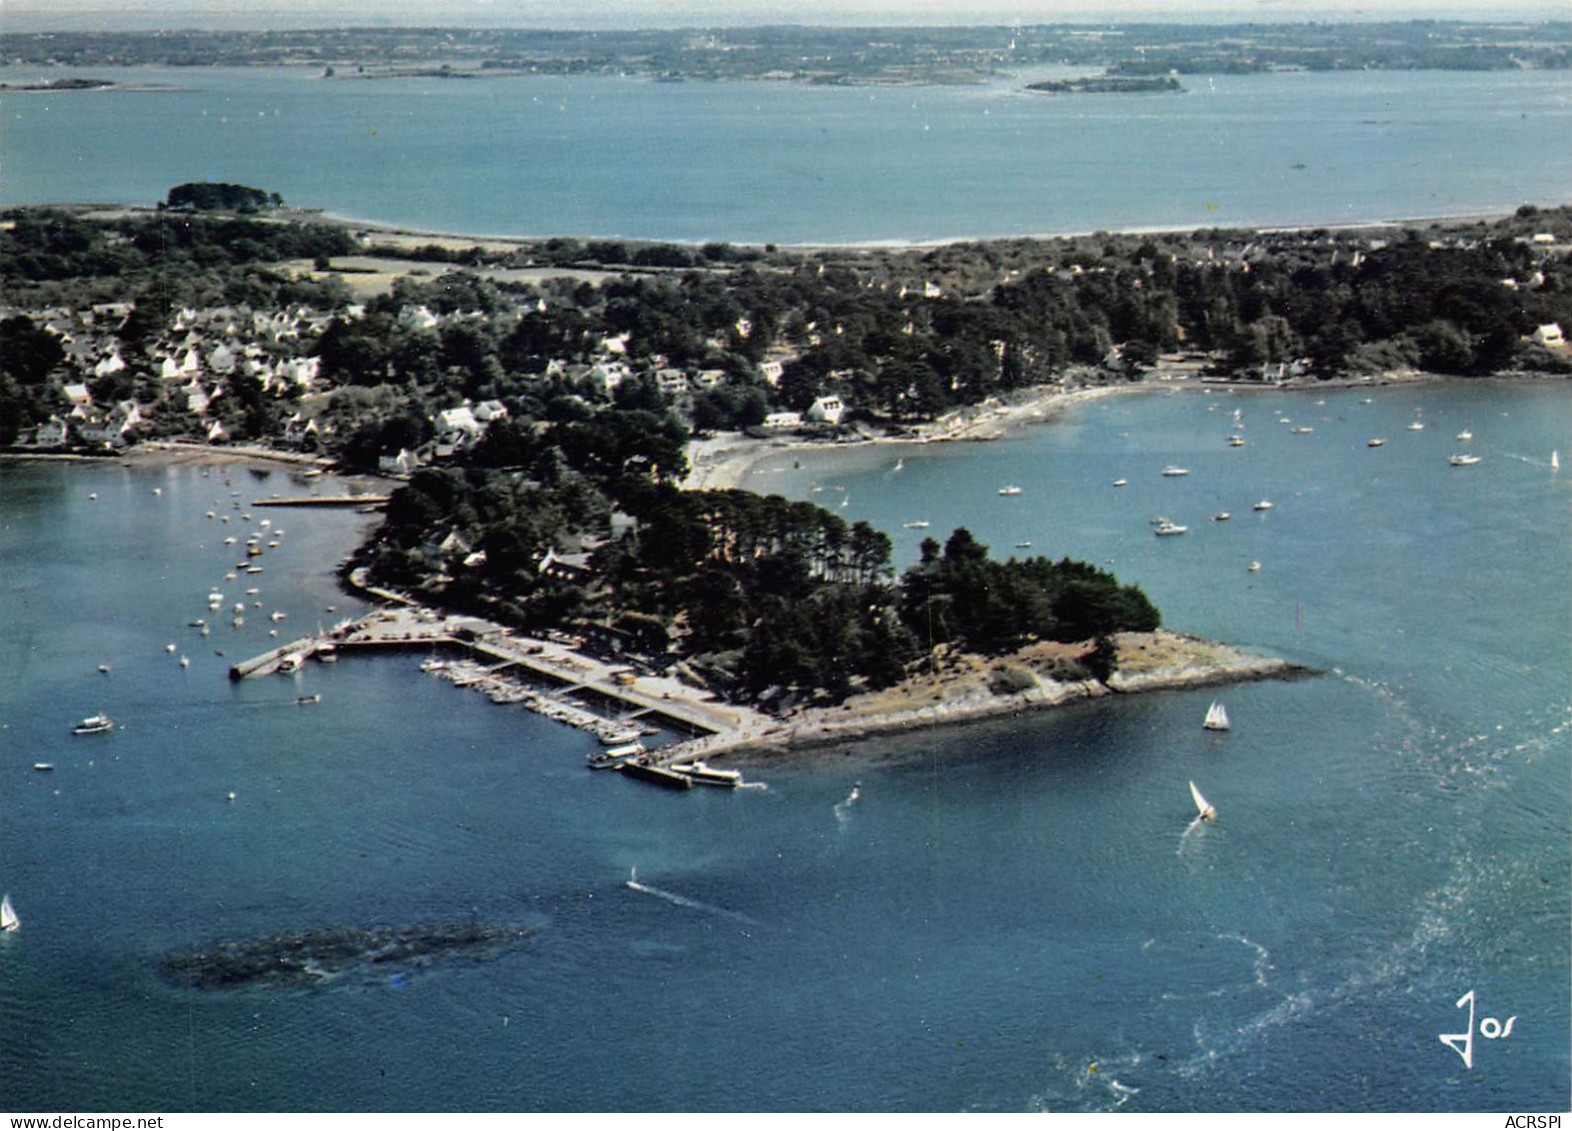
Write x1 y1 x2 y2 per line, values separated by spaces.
997 485 1023 496
1448 453 1481 466
618 761 694 790
1154 521 1187 536
1161 466 1189 477
72 714 114 735
668 760 743 788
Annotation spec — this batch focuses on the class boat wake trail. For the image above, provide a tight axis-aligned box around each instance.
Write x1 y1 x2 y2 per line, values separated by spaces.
833 781 861 827
624 869 762 928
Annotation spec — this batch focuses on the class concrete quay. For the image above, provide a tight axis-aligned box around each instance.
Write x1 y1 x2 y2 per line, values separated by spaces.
229 603 772 742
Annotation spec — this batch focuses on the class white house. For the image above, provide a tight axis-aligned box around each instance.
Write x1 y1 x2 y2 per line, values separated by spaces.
764 411 802 429
62 383 92 407
207 343 238 374
1532 323 1565 348
807 395 845 426
33 417 69 447
437 405 482 437
590 361 631 391
398 305 440 331
758 360 784 386
75 401 141 447
182 380 210 415
278 356 320 388
282 414 319 447
379 448 422 476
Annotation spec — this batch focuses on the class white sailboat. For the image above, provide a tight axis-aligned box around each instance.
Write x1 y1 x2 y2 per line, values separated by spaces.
1 893 18 932
1203 701 1230 731
1189 781 1217 822
1553 450 1561 472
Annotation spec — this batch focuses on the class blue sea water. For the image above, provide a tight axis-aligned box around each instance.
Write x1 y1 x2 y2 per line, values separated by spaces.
1 59 1570 1113
2 65 1571 241
0 382 1567 1113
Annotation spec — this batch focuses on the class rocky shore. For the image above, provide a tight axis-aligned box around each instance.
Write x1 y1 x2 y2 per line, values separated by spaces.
670 631 1310 767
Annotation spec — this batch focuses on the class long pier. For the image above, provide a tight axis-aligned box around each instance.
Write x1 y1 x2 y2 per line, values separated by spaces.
251 496 390 508
228 606 764 740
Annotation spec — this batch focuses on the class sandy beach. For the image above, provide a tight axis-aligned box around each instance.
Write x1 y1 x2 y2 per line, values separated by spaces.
683 382 1144 492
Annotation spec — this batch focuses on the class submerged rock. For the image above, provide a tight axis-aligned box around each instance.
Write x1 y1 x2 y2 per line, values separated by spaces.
161 921 536 990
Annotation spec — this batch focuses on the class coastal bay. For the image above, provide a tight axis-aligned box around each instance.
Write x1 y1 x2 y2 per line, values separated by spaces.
3 377 1565 1112
2 38 1568 1111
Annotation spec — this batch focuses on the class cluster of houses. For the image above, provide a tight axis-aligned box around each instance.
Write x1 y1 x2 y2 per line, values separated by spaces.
13 301 333 451
14 226 1562 463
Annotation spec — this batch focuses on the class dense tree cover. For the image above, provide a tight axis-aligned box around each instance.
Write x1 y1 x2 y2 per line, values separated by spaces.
0 207 354 301
163 182 283 213
901 529 1160 654
0 315 67 443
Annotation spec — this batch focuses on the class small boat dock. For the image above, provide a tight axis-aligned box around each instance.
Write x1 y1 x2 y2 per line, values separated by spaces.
228 604 763 741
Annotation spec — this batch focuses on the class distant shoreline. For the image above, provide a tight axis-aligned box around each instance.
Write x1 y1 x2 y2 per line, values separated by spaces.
44 200 1525 259
312 205 1525 257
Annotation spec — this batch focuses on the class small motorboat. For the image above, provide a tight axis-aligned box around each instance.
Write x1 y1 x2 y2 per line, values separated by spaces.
72 714 114 735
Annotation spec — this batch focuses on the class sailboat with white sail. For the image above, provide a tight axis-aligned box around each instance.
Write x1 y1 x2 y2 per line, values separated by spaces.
1 893 19 932
1189 781 1217 822
1553 450 1561 472
1203 701 1230 731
